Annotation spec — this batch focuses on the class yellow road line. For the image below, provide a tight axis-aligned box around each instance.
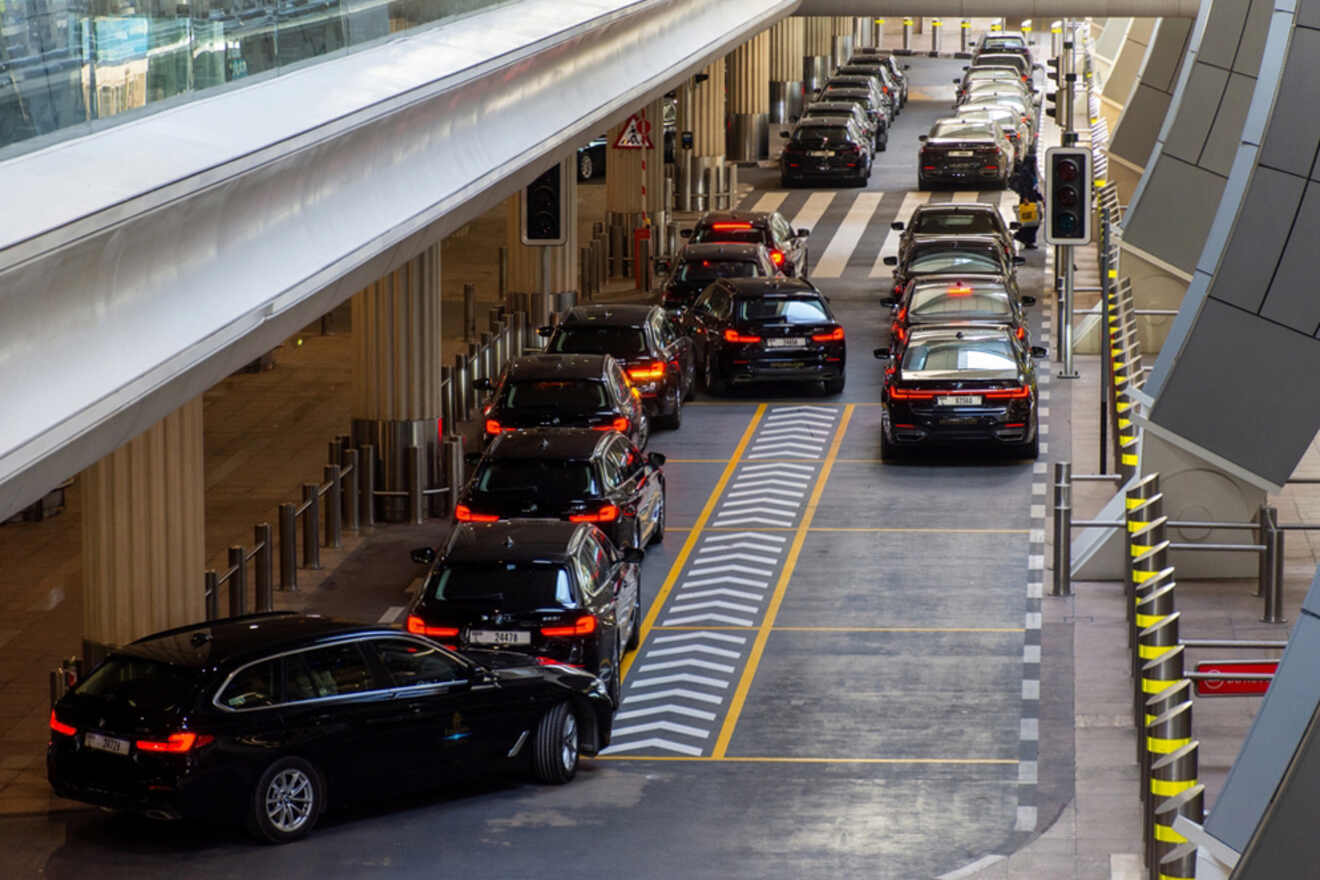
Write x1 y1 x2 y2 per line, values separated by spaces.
595 755 1018 765
712 404 854 758
620 404 765 681
667 459 735 463
664 526 1029 534
652 625 1026 633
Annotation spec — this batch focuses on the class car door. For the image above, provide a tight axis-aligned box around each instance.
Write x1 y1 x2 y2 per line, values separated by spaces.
581 531 628 658
771 213 805 277
608 435 651 544
654 309 693 397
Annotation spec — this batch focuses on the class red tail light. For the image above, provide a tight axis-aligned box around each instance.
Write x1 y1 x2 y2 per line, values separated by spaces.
406 615 459 638
892 326 907 343
49 710 76 737
136 732 214 753
724 328 762 344
593 416 630 433
811 327 845 342
484 419 503 436
1015 326 1026 340
628 362 667 381
947 285 973 295
542 615 598 637
985 385 1031 399
534 656 584 668
711 222 753 230
768 249 785 267
569 504 619 523
888 385 938 400
455 504 498 523
896 307 908 322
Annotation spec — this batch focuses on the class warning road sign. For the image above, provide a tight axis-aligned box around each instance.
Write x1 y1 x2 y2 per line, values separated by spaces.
613 114 653 149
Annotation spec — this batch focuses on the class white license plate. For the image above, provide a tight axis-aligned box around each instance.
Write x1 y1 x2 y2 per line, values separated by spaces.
948 150 974 157
765 337 806 348
469 629 531 646
85 732 131 756
937 395 982 406
807 150 834 157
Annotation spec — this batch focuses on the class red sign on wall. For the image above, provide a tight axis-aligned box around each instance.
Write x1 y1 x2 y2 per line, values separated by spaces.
1194 661 1277 697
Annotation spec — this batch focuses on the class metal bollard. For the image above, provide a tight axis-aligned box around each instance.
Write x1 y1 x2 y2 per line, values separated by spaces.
902 17 912 50
1142 656 1188 738
960 19 971 54
463 283 477 341
342 449 359 532
498 247 507 301
407 445 425 525
637 236 652 291
480 332 493 388
204 570 220 620
360 443 377 528
254 523 273 611
453 353 469 421
1149 745 1201 879
610 223 625 278
1258 505 1286 623
301 484 320 570
1158 837 1202 880
324 464 341 549
1137 611 1181 775
278 502 298 590
1051 461 1071 596
228 546 246 617
727 163 738 209
930 19 941 55
444 435 464 517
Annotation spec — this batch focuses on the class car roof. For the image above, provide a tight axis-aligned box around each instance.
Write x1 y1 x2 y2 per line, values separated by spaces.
906 324 1017 344
805 101 863 112
912 202 1002 215
696 212 772 227
679 242 768 259
910 274 1009 292
795 117 856 128
487 427 610 459
443 520 584 564
717 277 820 297
561 304 656 327
506 353 609 381
120 613 390 670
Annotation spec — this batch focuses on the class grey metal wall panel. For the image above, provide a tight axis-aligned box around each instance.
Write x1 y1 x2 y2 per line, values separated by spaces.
1096 17 1132 59
1233 0 1273 73
1105 38 1148 103
1256 27 1320 177
1198 0 1251 68
1231 702 1320 880
1207 166 1303 313
1259 185 1320 334
1144 18 1194 90
1299 0 1320 29
1161 63 1229 163
1110 84 1171 164
1123 155 1227 272
1200 73 1258 176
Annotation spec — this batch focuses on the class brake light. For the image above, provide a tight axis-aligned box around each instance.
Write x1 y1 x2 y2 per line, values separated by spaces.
947 285 973 295
1016 326 1026 340
711 222 753 230
534 656 584 668
484 419 503 436
811 327 845 342
569 504 619 523
985 385 1031 399
455 505 499 523
135 732 214 753
406 615 460 638
724 328 762 344
768 249 785 267
542 615 598 637
49 710 76 737
896 307 907 322
893 326 907 343
888 386 938 400
593 416 630 433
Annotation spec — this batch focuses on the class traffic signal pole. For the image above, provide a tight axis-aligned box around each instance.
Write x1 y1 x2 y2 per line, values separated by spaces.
1059 21 1079 379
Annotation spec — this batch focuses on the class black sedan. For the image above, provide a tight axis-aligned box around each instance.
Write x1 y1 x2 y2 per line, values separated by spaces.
797 100 879 148
882 235 1023 297
543 305 695 429
48 612 615 842
875 325 1046 458
779 118 873 187
661 242 780 312
685 211 810 278
479 354 649 449
883 275 1036 349
456 427 666 552
407 520 643 706
681 277 846 395
918 119 1016 189
815 86 888 149
890 202 1020 264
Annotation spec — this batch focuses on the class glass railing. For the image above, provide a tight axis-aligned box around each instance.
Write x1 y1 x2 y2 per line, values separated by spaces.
0 0 504 159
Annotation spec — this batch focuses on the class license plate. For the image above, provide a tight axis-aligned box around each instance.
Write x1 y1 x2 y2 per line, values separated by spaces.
469 629 531 646
85 732 131 756
937 395 982 406
808 150 834 157
765 337 806 348
948 150 974 157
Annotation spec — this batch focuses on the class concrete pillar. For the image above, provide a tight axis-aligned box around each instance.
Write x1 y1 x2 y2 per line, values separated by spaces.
803 16 832 96
727 31 770 162
853 17 871 49
505 155 580 309
81 398 205 662
351 243 445 519
679 58 726 210
606 99 666 216
831 16 854 70
769 17 804 124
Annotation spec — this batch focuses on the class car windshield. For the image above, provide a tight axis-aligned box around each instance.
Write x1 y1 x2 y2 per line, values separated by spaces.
791 126 853 147
912 213 1001 235
475 459 600 498
902 337 1018 374
502 379 608 411
693 227 766 246
908 287 1012 321
735 296 830 323
930 122 994 139
675 259 762 282
75 656 200 713
549 326 647 357
804 109 856 122
982 37 1026 52
428 564 576 610
908 251 1002 275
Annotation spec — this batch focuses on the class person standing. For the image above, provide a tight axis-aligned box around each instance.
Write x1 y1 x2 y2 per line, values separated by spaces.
1014 184 1044 249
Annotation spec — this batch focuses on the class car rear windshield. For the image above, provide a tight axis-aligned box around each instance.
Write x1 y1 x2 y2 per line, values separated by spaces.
903 338 1018 373
475 459 600 498
675 259 761 282
76 656 201 713
693 228 765 246
735 296 830 323
791 127 853 147
930 122 994 139
982 37 1026 52
909 287 1012 321
912 213 1000 235
502 379 608 411
429 564 576 610
549 326 647 357
908 251 1002 275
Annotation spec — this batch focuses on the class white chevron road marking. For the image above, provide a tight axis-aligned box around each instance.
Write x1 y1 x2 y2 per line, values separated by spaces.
639 658 737 674
702 531 788 545
621 688 724 705
695 542 785 555
677 587 764 602
691 551 781 566
645 643 743 658
724 488 805 503
872 190 930 276
662 612 756 626
789 192 835 237
709 515 795 527
614 704 718 722
717 497 801 511
681 575 772 589
600 737 703 756
749 191 789 213
748 451 820 460
651 631 749 644
684 562 776 577
667 599 759 614
766 405 837 414
730 475 811 488
610 720 711 738
737 462 816 474
628 672 731 689
813 191 885 278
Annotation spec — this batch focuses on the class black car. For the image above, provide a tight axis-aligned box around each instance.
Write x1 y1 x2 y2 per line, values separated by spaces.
836 63 902 118
853 48 910 105
918 119 1015 190
883 235 1023 297
875 325 1046 458
543 305 696 429
407 521 643 706
815 86 888 150
479 354 649 449
883 275 1036 349
779 118 873 187
823 76 893 126
680 277 846 395
890 202 1020 264
797 100 879 148
48 612 614 842
685 211 810 278
661 242 779 312
456 428 666 551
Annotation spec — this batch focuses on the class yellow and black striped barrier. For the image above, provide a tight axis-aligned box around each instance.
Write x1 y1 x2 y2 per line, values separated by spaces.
1149 746 1202 877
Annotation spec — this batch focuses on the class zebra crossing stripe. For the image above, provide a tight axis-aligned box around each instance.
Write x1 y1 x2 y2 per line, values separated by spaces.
812 192 885 278
789 192 835 239
749 191 789 213
872 191 930 277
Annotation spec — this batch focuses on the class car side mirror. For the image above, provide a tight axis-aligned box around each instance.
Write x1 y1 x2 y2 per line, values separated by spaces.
1021 295 1037 306
873 348 891 360
883 256 898 266
1012 256 1026 266
796 228 810 238
789 115 799 123
647 452 666 469
917 134 928 142
464 452 483 467
904 64 911 70
890 221 904 231
622 547 646 564
1009 221 1021 230
679 228 692 239
779 130 791 138
1031 345 1048 359
536 325 554 338
410 547 436 565
473 377 493 391
879 295 898 307
962 65 970 71
953 78 961 84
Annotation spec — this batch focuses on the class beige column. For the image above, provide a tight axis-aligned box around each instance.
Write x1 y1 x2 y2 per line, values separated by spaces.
505 155 580 305
770 17 805 123
727 31 770 162
853 17 872 49
832 16 854 69
82 398 205 661
802 16 832 94
606 99 666 216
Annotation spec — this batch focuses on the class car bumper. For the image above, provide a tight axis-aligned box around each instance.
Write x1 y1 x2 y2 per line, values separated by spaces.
724 353 845 384
782 163 865 182
47 748 239 820
885 405 1034 446
921 166 1006 182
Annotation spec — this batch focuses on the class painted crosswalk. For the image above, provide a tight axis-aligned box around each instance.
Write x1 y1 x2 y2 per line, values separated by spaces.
811 192 884 278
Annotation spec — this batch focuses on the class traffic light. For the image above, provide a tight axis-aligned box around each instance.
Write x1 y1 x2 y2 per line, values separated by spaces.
521 163 566 245
1044 146 1091 245
1044 57 1062 121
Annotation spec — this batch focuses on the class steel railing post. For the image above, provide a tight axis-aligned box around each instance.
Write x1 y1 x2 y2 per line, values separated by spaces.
324 464 341 549
360 444 376 528
342 448 359 533
278 502 298 590
254 523 273 611
302 483 320 569
1052 461 1072 596
226 546 245 617
445 436 463 518
204 570 220 620
407 445 425 525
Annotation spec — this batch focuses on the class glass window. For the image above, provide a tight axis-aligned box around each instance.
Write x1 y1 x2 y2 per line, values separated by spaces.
286 644 375 702
371 639 465 688
911 213 1001 235
502 379 608 411
549 326 648 357
908 287 1013 322
790 126 853 146
429 564 575 610
476 459 600 497
902 337 1019 374
771 213 793 241
605 438 637 481
674 259 761 283
692 227 766 246
580 534 611 593
930 121 997 139
734 297 830 324
607 361 633 405
219 660 278 709
76 656 200 714
907 251 1003 276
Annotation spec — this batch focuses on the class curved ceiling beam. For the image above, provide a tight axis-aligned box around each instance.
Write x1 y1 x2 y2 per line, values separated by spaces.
795 0 1199 17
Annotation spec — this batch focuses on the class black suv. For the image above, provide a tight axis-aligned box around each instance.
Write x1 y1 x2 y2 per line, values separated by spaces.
780 118 874 187
684 212 810 278
480 353 649 449
48 612 614 842
543 305 695 429
407 521 644 706
456 428 666 552
661 242 779 312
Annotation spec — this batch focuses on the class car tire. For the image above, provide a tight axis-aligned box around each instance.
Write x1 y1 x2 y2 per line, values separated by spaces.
880 427 903 462
602 634 622 707
917 175 930 191
824 375 845 395
578 152 594 181
657 385 682 430
531 702 580 785
1023 430 1041 460
246 757 323 844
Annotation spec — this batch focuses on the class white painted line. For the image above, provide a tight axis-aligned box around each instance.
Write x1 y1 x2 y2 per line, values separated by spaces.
937 854 1007 880
628 672 731 689
996 187 1018 230
1033 462 1047 474
652 631 748 644
621 688 723 705
1110 853 1144 880
639 658 737 675
404 578 424 596
1023 645 1041 663
601 737 703 756
686 563 777 577
711 515 798 527
1040 390 1051 400
667 599 760 615
701 530 789 544
678 587 765 601
662 613 756 627
611 720 710 739
747 451 819 460
952 190 981 202
789 192 835 239
717 497 802 511
692 551 781 566
681 575 774 590
1030 504 1046 518
724 487 806 500
749 441 827 453
813 192 885 278
767 404 837 413
730 476 812 489
750 191 789 214
1032 483 1047 495
1022 679 1040 700
1029 528 1045 543
1028 554 1044 570
378 606 405 624
871 190 929 276
737 462 816 474
1021 718 1039 740
614 704 718 722
1039 423 1049 436
1015 806 1037 831
646 644 742 659
1027 582 1043 599
1041 441 1049 453
1025 612 1042 630
1040 406 1051 417
1018 760 1038 784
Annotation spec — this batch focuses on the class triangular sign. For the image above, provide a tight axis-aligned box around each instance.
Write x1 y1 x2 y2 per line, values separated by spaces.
613 114 653 149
